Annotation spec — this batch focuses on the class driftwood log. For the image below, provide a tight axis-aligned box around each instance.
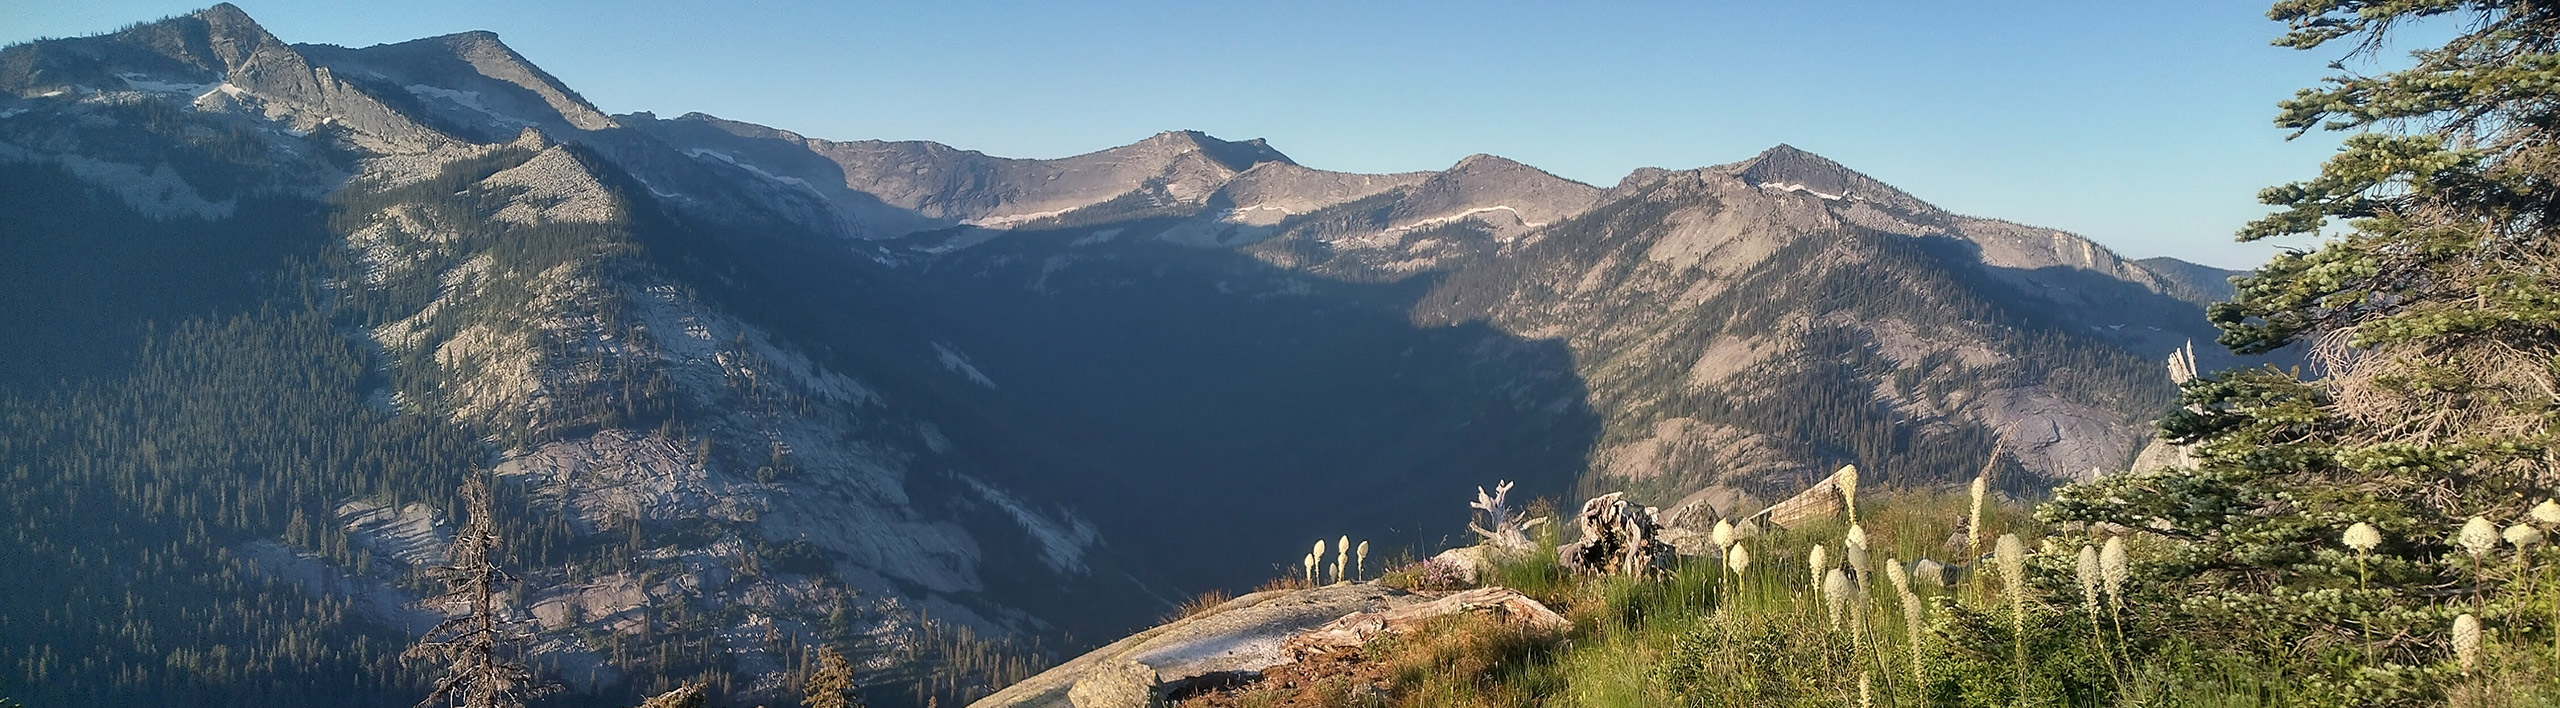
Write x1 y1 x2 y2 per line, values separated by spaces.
1555 492 1672 575
1282 587 1569 660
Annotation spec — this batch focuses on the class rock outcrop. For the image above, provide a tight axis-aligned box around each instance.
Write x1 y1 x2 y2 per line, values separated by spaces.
967 583 1424 708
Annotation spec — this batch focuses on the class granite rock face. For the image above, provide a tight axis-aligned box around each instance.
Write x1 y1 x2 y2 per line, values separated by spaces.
969 584 1425 708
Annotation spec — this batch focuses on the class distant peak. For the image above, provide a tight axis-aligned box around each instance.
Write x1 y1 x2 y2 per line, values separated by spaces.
126 3 281 70
1738 143 1843 173
188 2 275 45
1723 143 1921 208
1451 153 1531 172
1142 129 1293 171
192 2 259 28
428 29 509 51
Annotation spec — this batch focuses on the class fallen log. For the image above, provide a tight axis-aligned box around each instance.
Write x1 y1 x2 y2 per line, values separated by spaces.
1282 587 1570 660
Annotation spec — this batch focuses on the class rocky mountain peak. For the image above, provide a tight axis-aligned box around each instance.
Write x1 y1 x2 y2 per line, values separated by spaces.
302 27 620 133
1713 143 1931 217
1400 153 1600 227
1139 129 1295 173
1449 153 1524 172
190 3 280 62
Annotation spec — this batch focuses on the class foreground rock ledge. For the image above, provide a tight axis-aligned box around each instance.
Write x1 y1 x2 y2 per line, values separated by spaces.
967 583 1563 708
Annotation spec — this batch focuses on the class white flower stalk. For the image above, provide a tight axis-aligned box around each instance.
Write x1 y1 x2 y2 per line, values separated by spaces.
2077 545 2102 610
2536 499 2560 527
1335 535 1350 583
2507 523 2545 551
1996 534 2026 603
1824 568 1852 631
1727 542 1751 575
1313 539 1327 564
1967 475 1990 554
2341 522 2382 669
1846 527 1871 587
2100 536 2128 607
1735 519 1761 541
1835 465 1861 523
2078 544 2111 679
1808 544 1829 594
1302 552 1316 585
1889 559 1925 682
2461 516 2499 558
2453 613 2482 671
1997 533 2028 698
1356 540 1369 580
1712 519 1735 550
2344 522 2382 553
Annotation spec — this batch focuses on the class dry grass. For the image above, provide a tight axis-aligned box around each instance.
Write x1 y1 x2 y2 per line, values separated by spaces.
1166 588 1236 623
1254 574 1316 594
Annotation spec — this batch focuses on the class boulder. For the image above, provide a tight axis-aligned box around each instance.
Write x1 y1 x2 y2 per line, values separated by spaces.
1429 544 1536 586
1743 467 1853 530
1066 661 1161 708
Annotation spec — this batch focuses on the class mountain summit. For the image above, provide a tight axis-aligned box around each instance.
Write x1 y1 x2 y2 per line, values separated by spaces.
1725 143 1928 211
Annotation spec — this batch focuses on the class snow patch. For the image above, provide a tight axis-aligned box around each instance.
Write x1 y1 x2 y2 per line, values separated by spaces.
962 207 1077 229
684 148 822 193
958 475 1100 575
932 342 997 389
116 73 216 95
1389 205 1542 233
405 84 532 129
1760 182 1844 201
1070 228 1125 246
1219 203 1296 226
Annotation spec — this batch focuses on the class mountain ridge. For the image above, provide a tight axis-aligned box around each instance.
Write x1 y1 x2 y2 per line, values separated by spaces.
0 6 2255 707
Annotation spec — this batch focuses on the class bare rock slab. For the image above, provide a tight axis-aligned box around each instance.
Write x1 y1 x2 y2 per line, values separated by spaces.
968 583 1422 708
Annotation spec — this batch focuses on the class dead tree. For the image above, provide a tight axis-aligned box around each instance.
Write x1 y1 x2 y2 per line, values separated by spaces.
406 472 557 708
1467 480 1547 551
1556 493 1672 576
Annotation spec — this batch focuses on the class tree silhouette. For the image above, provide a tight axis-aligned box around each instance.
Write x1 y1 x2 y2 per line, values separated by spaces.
405 472 557 708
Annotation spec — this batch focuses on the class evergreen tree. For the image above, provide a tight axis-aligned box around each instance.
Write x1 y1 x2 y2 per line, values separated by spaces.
804 647 862 708
406 473 557 708
2042 0 2560 702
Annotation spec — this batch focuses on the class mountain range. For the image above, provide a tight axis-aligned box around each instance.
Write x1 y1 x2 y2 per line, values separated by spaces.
0 5 2248 706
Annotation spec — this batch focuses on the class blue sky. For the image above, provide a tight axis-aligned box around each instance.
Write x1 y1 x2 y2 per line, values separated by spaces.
6 1 2371 268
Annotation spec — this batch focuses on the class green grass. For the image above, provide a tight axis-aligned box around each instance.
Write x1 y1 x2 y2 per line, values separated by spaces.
1198 488 2560 708
1194 489 2560 708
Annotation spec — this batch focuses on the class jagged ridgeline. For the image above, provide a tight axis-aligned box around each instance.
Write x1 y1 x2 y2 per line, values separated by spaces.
1 4 2251 707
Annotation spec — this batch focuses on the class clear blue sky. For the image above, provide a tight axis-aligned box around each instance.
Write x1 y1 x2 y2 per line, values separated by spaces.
6 0 2374 269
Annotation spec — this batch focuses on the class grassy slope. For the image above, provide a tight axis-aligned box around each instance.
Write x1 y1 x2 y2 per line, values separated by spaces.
1183 491 2560 708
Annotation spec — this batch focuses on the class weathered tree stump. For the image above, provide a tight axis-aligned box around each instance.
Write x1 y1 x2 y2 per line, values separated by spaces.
1555 492 1672 576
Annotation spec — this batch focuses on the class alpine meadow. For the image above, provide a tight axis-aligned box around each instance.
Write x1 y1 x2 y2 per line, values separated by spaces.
2 1 2557 707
